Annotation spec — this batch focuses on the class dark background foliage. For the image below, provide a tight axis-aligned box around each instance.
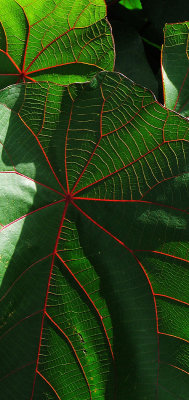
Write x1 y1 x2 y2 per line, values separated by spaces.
107 0 189 102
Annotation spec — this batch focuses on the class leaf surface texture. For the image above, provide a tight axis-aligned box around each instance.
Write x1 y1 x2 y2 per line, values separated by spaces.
0 72 189 399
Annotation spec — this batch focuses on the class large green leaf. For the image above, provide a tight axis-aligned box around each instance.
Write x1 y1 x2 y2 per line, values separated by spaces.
0 0 114 89
162 22 189 117
0 72 189 399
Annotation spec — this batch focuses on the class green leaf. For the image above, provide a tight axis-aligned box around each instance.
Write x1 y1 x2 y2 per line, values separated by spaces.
141 0 189 43
0 0 114 89
112 22 158 95
162 22 189 117
119 0 142 10
0 72 189 399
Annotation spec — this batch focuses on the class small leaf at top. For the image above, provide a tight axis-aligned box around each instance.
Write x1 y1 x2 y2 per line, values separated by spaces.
0 0 114 89
119 0 142 10
112 22 158 95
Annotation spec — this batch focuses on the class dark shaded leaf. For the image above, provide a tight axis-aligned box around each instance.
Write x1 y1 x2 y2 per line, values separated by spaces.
141 0 189 43
112 22 158 95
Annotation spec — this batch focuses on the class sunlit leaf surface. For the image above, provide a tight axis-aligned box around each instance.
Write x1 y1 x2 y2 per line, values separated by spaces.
0 0 114 88
0 72 189 399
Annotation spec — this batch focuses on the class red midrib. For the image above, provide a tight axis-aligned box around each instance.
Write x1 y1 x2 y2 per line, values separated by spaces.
46 312 92 400
56 253 114 361
1 17 187 396
30 201 69 399
0 2 104 85
72 142 165 196
29 195 116 399
72 200 160 398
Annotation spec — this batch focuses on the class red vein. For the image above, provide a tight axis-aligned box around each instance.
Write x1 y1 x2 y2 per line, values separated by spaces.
178 98 189 114
0 361 34 383
0 140 16 171
173 67 189 111
0 49 21 73
0 19 8 53
74 197 143 202
30 201 68 400
0 254 52 302
26 61 102 76
65 101 74 193
25 28 74 73
159 331 189 344
29 0 63 27
101 102 155 137
71 0 95 29
155 293 189 307
56 252 114 361
0 309 42 340
72 143 163 196
72 200 131 251
0 73 19 76
0 199 64 233
18 114 66 194
166 363 189 376
71 137 102 194
141 172 187 200
24 3 105 72
25 75 37 83
37 370 61 400
72 200 160 397
46 312 92 400
73 196 189 215
0 171 65 197
162 110 169 143
72 103 160 196
76 33 107 63
21 6 31 72
37 85 49 136
134 249 189 264
70 91 105 195
134 256 160 399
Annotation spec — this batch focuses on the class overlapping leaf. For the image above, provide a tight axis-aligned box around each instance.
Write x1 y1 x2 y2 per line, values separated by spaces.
0 0 114 89
161 21 189 117
0 72 189 399
112 22 157 95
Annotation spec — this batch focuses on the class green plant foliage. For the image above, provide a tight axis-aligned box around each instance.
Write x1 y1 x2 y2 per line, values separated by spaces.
141 0 189 42
119 0 142 10
0 71 189 399
112 22 158 95
0 0 114 89
162 22 189 117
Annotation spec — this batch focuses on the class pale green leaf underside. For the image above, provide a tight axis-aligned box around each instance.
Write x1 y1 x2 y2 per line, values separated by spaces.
162 21 189 117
